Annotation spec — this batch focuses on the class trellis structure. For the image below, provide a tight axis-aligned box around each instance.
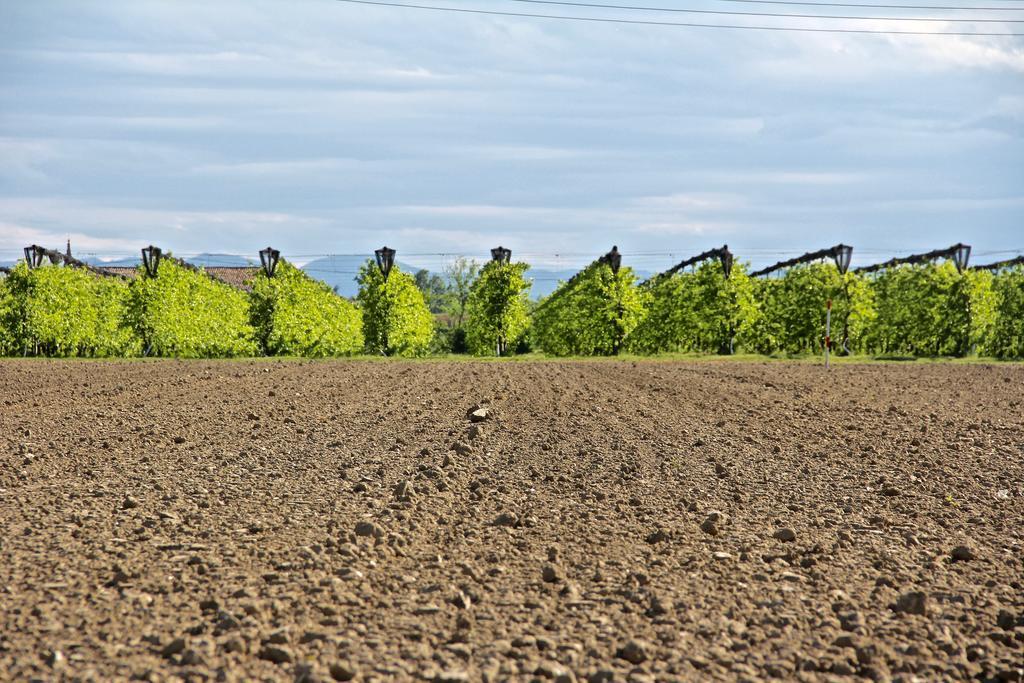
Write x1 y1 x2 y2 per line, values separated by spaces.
854 243 971 274
642 245 733 287
750 244 853 278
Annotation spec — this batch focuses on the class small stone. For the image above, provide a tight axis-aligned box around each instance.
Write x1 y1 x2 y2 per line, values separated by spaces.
221 638 244 653
173 436 186 444
394 480 414 502
265 629 289 645
257 645 292 664
645 528 671 544
715 462 728 478
493 512 519 527
542 564 562 583
122 495 140 510
893 591 929 616
773 527 797 542
881 486 900 497
329 662 357 681
951 544 976 562
616 638 649 664
354 521 382 538
45 650 66 667
160 638 186 658
701 511 726 536
712 551 733 561
468 408 490 423
834 634 859 648
435 671 470 683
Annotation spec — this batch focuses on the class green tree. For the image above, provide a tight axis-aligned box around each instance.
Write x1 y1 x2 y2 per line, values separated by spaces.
125 257 257 357
250 260 363 356
867 261 995 357
356 260 434 356
532 260 646 356
0 262 137 357
465 260 531 356
986 266 1024 359
627 261 760 355
414 269 449 314
746 264 875 355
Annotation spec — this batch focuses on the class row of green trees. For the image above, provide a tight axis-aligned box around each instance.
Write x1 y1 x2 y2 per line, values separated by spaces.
531 259 1023 359
0 258 437 358
2 255 1021 359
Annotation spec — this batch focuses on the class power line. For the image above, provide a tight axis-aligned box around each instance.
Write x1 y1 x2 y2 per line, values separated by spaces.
515 0 1024 11
507 0 1024 21
334 0 1024 34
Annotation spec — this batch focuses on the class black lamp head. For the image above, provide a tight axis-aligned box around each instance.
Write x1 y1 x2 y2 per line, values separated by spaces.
375 246 396 281
490 246 512 264
259 246 281 277
719 245 734 280
24 245 45 269
141 245 162 278
605 246 622 274
833 244 853 275
951 243 971 273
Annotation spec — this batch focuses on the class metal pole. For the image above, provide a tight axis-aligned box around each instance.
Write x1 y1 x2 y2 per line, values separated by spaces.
825 299 832 369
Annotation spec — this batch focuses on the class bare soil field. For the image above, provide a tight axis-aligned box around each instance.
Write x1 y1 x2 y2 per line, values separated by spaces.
1 359 1022 682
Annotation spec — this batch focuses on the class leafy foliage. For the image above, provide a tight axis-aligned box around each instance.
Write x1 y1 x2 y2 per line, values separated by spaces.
356 261 434 356
0 262 137 357
250 261 363 356
532 261 646 356
867 262 995 356
628 261 759 355
985 266 1024 359
125 258 257 358
746 264 875 355
464 260 531 355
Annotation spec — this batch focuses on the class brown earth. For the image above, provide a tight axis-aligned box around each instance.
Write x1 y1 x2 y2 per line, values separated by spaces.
1 359 1022 683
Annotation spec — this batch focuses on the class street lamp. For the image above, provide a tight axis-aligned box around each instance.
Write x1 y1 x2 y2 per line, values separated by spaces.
259 247 281 277
719 245 734 279
952 243 971 273
375 246 396 281
833 244 853 275
141 245 162 278
605 246 622 274
491 246 512 263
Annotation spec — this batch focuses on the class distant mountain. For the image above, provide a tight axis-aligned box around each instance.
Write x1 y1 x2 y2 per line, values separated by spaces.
187 253 256 267
524 267 654 299
299 260 657 299
83 253 256 268
300 255 417 298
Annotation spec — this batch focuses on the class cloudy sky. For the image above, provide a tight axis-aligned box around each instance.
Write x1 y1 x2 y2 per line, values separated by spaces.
1 0 1022 271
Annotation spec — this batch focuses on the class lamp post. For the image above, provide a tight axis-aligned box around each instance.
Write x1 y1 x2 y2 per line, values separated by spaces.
490 246 513 355
833 244 854 353
141 245 162 278
259 247 281 277
375 246 396 281
951 243 972 355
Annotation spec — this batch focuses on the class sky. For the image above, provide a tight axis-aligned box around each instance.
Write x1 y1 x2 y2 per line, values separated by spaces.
1 0 1022 272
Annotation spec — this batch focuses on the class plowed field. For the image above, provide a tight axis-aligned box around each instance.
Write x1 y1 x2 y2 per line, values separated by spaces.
1 360 1022 682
